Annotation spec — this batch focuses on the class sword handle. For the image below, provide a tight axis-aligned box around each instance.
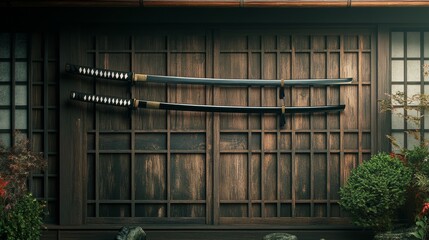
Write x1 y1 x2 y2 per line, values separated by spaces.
66 64 133 82
70 91 135 109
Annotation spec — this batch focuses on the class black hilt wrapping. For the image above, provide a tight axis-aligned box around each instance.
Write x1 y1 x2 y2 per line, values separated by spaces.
70 91 135 109
66 64 133 82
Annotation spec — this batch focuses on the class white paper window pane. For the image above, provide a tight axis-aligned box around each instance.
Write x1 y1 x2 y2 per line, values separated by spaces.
407 60 421 82
408 83 421 95
0 133 10 148
407 85 421 105
15 33 27 59
15 109 27 130
407 109 420 129
15 62 27 82
391 132 404 152
424 32 429 57
392 32 404 58
15 85 27 106
0 33 10 58
407 32 421 58
0 62 10 82
392 108 404 129
0 85 10 106
392 85 404 105
391 60 404 82
0 109 10 129
408 134 420 149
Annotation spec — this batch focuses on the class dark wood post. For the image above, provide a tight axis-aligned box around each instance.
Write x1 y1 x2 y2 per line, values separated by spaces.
59 27 85 225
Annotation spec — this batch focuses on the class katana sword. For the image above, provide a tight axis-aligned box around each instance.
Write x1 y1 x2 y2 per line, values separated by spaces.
70 91 345 114
65 63 353 87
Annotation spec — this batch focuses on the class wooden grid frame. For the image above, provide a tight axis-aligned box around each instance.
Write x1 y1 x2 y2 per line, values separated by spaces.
82 31 213 224
59 27 375 226
29 33 59 223
213 30 375 224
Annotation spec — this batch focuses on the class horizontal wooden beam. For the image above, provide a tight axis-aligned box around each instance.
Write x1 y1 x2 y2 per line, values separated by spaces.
8 0 140 7
142 0 240 7
6 0 429 7
351 1 429 7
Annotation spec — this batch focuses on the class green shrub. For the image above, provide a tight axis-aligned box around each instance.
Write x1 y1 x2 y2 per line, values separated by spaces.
339 153 412 231
0 193 45 240
405 145 429 176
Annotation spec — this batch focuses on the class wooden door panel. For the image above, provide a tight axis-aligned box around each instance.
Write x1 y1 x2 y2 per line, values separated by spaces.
77 30 211 224
62 27 374 225
215 30 374 224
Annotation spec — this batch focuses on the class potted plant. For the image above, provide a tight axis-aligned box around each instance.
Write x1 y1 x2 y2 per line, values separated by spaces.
0 133 47 240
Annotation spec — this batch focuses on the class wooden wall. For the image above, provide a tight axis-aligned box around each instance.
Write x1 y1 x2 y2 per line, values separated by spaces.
58 26 375 228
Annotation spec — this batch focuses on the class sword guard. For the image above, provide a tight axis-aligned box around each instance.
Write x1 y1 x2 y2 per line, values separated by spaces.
279 79 285 99
280 104 286 128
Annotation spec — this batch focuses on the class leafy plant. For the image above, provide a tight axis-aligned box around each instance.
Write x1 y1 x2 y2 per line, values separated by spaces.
0 132 47 239
405 146 429 175
411 203 429 240
0 133 46 202
339 153 412 232
0 193 45 240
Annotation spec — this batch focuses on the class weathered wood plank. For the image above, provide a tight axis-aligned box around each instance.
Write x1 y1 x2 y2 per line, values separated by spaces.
220 154 247 201
278 154 293 200
251 154 261 200
59 27 85 225
99 154 130 200
171 154 206 200
263 154 276 200
295 154 310 200
135 154 166 200
314 154 327 200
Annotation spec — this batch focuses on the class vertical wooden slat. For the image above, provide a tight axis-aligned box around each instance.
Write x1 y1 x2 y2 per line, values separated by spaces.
94 35 100 218
339 34 345 216
247 35 252 218
358 35 363 165
131 35 136 217
309 35 314 218
205 30 213 224
404 32 408 149
290 34 296 218
166 35 171 218
59 27 84 225
259 35 265 218
325 35 331 218
43 33 49 210
372 29 380 153
276 35 281 218
213 29 220 225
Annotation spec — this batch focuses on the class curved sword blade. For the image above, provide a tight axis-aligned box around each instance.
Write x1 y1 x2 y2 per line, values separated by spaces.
66 63 352 86
70 91 345 114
